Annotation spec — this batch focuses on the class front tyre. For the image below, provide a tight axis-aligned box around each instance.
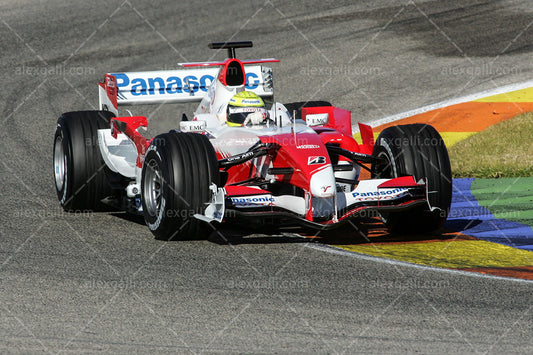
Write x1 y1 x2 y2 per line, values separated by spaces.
141 132 220 240
53 111 115 211
371 124 452 233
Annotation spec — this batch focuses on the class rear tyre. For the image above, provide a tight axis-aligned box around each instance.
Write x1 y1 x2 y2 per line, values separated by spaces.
53 111 115 211
371 124 452 233
141 132 220 240
283 101 332 120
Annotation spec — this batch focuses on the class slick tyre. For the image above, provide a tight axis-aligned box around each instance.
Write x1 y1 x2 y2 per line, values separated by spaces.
141 132 220 240
53 111 115 211
371 124 452 233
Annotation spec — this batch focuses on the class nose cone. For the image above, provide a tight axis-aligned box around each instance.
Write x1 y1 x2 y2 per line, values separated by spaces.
309 166 336 198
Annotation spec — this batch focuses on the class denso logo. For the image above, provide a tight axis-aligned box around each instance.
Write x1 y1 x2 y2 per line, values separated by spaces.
114 72 260 96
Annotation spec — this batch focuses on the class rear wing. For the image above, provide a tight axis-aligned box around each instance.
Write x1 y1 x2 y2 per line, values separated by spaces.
99 62 276 115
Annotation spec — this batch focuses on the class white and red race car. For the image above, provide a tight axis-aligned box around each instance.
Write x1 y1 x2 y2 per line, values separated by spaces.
53 41 452 240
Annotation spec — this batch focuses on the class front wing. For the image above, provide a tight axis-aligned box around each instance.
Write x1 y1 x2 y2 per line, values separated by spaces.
201 176 428 230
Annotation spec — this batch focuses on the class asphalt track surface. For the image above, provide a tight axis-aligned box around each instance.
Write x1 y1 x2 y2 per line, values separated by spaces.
1 0 532 353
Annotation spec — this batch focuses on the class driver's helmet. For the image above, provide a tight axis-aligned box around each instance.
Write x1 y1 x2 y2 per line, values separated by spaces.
226 91 269 127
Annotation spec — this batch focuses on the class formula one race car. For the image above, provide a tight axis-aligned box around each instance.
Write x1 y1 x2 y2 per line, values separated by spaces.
53 41 452 240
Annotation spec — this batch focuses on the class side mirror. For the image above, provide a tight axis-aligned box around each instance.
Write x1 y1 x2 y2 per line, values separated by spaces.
305 113 329 127
180 120 207 133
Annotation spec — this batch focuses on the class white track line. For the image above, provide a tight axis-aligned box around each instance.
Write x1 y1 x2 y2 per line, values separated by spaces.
352 79 533 132
307 243 533 284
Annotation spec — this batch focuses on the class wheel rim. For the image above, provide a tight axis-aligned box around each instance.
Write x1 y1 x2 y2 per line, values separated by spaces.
54 135 66 191
143 158 163 217
374 151 395 179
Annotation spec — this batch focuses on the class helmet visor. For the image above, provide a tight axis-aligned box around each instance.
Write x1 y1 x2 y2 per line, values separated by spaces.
227 107 266 125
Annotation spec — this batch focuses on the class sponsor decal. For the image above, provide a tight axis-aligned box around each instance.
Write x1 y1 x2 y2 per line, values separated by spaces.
240 99 262 105
105 76 115 88
336 184 349 192
308 156 326 165
228 107 262 113
305 113 329 126
113 72 260 96
226 151 254 162
180 120 207 132
231 195 273 207
297 144 321 149
321 185 332 193
352 188 407 198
